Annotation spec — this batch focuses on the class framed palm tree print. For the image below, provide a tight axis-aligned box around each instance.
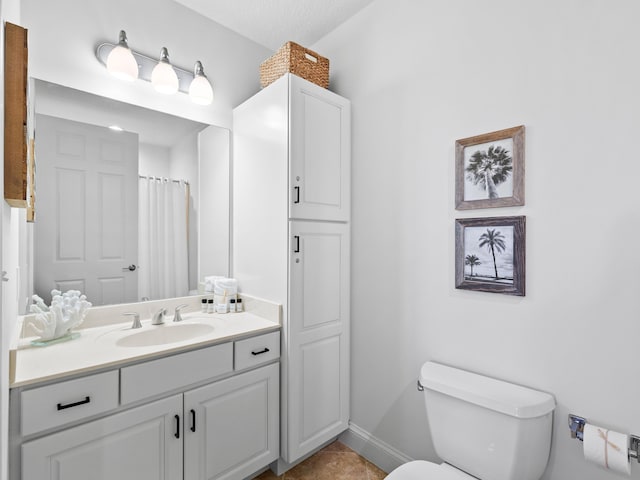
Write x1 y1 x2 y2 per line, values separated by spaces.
455 216 525 296
455 125 525 210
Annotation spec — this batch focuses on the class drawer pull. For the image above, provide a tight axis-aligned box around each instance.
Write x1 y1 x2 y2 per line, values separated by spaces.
57 396 91 411
251 347 270 356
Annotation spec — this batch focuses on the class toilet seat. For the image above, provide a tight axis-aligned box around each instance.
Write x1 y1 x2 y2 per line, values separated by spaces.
385 461 474 480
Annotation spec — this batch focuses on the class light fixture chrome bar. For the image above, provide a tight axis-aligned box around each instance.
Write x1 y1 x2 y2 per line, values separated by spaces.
96 42 194 94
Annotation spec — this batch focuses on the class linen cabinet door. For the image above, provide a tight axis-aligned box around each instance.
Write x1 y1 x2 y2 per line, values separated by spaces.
183 363 280 480
289 75 351 222
21 394 183 480
286 220 350 462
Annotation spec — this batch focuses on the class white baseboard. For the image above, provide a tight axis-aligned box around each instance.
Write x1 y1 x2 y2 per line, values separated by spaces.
339 422 413 475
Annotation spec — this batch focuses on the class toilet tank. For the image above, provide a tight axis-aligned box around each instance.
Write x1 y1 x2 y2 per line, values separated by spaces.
420 362 555 480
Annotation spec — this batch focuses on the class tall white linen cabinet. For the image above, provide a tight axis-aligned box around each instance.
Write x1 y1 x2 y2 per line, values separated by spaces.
233 73 351 472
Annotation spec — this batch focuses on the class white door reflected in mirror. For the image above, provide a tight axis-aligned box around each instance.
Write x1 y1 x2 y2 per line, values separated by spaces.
34 114 139 306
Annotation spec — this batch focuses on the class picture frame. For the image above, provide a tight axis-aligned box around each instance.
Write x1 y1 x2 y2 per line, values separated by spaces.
455 216 526 296
455 125 525 210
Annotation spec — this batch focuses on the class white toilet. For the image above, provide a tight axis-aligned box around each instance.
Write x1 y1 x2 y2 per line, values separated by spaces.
386 362 556 480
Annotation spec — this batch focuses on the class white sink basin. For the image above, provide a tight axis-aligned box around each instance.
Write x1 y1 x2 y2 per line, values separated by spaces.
116 323 215 348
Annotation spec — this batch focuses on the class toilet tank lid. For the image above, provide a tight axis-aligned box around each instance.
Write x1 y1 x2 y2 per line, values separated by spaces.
420 362 555 419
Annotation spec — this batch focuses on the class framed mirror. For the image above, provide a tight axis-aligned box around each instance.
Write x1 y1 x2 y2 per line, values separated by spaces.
23 79 230 311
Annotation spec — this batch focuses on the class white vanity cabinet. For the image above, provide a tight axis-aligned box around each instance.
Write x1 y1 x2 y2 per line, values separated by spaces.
22 394 184 480
14 331 281 480
233 74 350 469
184 363 279 480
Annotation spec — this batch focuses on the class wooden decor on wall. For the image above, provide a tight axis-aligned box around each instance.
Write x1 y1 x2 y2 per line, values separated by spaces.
4 22 29 209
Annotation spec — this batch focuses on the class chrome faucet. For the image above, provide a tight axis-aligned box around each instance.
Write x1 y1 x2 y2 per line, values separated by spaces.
151 308 167 325
123 312 142 329
173 304 189 322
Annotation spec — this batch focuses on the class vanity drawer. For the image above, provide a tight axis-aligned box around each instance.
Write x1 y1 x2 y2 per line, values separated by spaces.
21 370 119 436
120 342 233 405
235 331 281 371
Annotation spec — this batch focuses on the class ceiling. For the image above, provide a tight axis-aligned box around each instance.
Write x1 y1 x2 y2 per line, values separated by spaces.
173 0 376 51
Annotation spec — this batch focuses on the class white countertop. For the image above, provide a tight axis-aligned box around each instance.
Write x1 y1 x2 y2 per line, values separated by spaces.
10 296 281 388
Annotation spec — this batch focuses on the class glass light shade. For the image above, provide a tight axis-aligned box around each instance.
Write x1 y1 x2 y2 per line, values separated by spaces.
189 62 213 105
151 48 179 94
189 76 213 105
106 31 138 81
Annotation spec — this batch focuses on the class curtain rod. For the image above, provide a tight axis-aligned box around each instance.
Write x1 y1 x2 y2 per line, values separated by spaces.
138 174 189 186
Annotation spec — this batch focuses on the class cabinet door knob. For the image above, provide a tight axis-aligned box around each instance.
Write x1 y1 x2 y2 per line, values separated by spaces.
293 186 300 204
174 414 180 439
190 409 196 433
294 236 300 253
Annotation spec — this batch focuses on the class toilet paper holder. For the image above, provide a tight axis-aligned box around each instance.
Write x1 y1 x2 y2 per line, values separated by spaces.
568 414 640 463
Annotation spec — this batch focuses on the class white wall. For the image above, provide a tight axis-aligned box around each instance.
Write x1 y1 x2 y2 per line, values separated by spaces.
139 143 171 178
313 1 640 479
20 0 272 128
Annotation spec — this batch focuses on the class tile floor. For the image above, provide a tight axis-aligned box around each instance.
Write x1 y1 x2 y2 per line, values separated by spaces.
253 441 388 480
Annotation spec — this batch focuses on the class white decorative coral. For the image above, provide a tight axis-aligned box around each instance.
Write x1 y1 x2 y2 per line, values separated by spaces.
26 290 92 341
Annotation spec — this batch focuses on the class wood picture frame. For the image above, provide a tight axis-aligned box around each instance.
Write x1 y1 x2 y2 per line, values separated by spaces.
455 216 526 296
455 125 524 210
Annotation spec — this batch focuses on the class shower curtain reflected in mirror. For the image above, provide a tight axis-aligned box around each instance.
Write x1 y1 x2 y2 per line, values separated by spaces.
138 176 189 300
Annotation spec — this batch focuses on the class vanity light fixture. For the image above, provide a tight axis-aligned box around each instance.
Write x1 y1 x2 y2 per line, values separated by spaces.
105 30 139 82
188 61 214 105
96 31 214 106
151 47 179 95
